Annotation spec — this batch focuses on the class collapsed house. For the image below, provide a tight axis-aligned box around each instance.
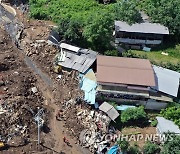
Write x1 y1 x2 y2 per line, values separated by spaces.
55 43 97 73
96 55 180 110
114 21 169 50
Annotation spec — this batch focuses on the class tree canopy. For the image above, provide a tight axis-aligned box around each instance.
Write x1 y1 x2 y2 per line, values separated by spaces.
143 0 180 41
161 135 180 154
114 0 142 24
29 0 142 52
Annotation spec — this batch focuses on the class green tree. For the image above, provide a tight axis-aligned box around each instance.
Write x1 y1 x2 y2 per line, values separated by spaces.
121 106 148 126
143 141 161 154
58 16 84 45
144 0 180 41
114 0 142 24
104 50 119 56
161 135 180 154
117 139 129 153
83 12 114 52
160 106 180 127
127 145 141 154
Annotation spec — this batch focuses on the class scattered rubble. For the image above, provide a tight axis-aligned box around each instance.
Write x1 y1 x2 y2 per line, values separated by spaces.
0 28 52 153
57 99 120 153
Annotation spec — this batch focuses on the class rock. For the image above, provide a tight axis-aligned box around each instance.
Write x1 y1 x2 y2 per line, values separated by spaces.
0 80 4 86
31 87 38 93
3 87 8 91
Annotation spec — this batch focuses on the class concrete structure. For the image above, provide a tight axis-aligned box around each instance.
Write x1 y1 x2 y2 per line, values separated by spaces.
115 21 169 50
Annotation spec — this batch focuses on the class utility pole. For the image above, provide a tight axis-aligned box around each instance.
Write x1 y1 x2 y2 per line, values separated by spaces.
34 108 44 145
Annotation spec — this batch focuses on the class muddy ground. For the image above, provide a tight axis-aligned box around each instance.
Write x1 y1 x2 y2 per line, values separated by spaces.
0 23 89 154
0 4 91 153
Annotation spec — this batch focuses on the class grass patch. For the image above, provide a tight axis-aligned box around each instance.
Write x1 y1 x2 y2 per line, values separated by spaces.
123 44 180 72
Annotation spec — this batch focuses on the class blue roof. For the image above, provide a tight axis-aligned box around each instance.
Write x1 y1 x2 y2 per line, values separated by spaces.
80 69 97 104
116 105 136 111
152 66 180 97
108 145 119 154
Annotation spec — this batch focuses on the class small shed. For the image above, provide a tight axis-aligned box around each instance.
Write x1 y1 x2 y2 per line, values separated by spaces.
156 117 180 135
99 102 119 121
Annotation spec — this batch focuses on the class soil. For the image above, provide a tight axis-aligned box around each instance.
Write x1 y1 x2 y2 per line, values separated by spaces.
122 126 156 149
0 21 87 154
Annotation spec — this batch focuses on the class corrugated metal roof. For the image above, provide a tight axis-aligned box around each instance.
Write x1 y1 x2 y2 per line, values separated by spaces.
152 65 180 97
57 44 97 73
115 21 169 35
156 117 180 134
97 55 155 87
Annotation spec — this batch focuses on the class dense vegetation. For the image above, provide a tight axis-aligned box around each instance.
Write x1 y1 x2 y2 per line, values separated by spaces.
143 142 161 154
121 106 148 126
160 106 180 127
143 0 180 41
162 135 180 154
29 0 141 52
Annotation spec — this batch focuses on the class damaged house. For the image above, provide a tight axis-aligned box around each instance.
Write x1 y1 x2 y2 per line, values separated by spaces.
55 43 97 73
96 55 180 110
114 21 169 50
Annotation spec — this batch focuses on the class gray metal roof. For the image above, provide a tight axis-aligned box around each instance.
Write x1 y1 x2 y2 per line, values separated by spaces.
156 117 180 134
57 44 97 73
115 21 169 35
152 65 180 97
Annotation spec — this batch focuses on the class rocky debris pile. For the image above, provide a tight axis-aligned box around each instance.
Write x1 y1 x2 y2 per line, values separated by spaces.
0 28 50 148
77 106 118 153
0 72 48 146
57 99 119 153
76 108 111 132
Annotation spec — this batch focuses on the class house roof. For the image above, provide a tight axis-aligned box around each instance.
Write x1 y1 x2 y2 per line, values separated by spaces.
115 21 169 35
99 102 119 121
152 65 180 97
97 55 155 87
156 117 180 134
57 43 97 73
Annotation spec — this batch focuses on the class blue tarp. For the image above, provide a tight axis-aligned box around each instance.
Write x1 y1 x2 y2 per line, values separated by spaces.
80 69 97 104
108 145 119 154
116 105 136 111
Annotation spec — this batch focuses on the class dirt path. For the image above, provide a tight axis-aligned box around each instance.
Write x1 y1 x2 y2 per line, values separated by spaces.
35 85 89 154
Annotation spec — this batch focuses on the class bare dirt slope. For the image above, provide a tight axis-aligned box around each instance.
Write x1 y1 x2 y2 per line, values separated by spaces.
0 26 87 153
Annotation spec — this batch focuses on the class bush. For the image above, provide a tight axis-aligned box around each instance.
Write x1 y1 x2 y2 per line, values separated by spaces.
127 145 141 154
151 120 158 127
121 106 148 126
104 50 119 56
162 134 180 154
143 142 161 154
117 139 129 152
160 106 180 127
